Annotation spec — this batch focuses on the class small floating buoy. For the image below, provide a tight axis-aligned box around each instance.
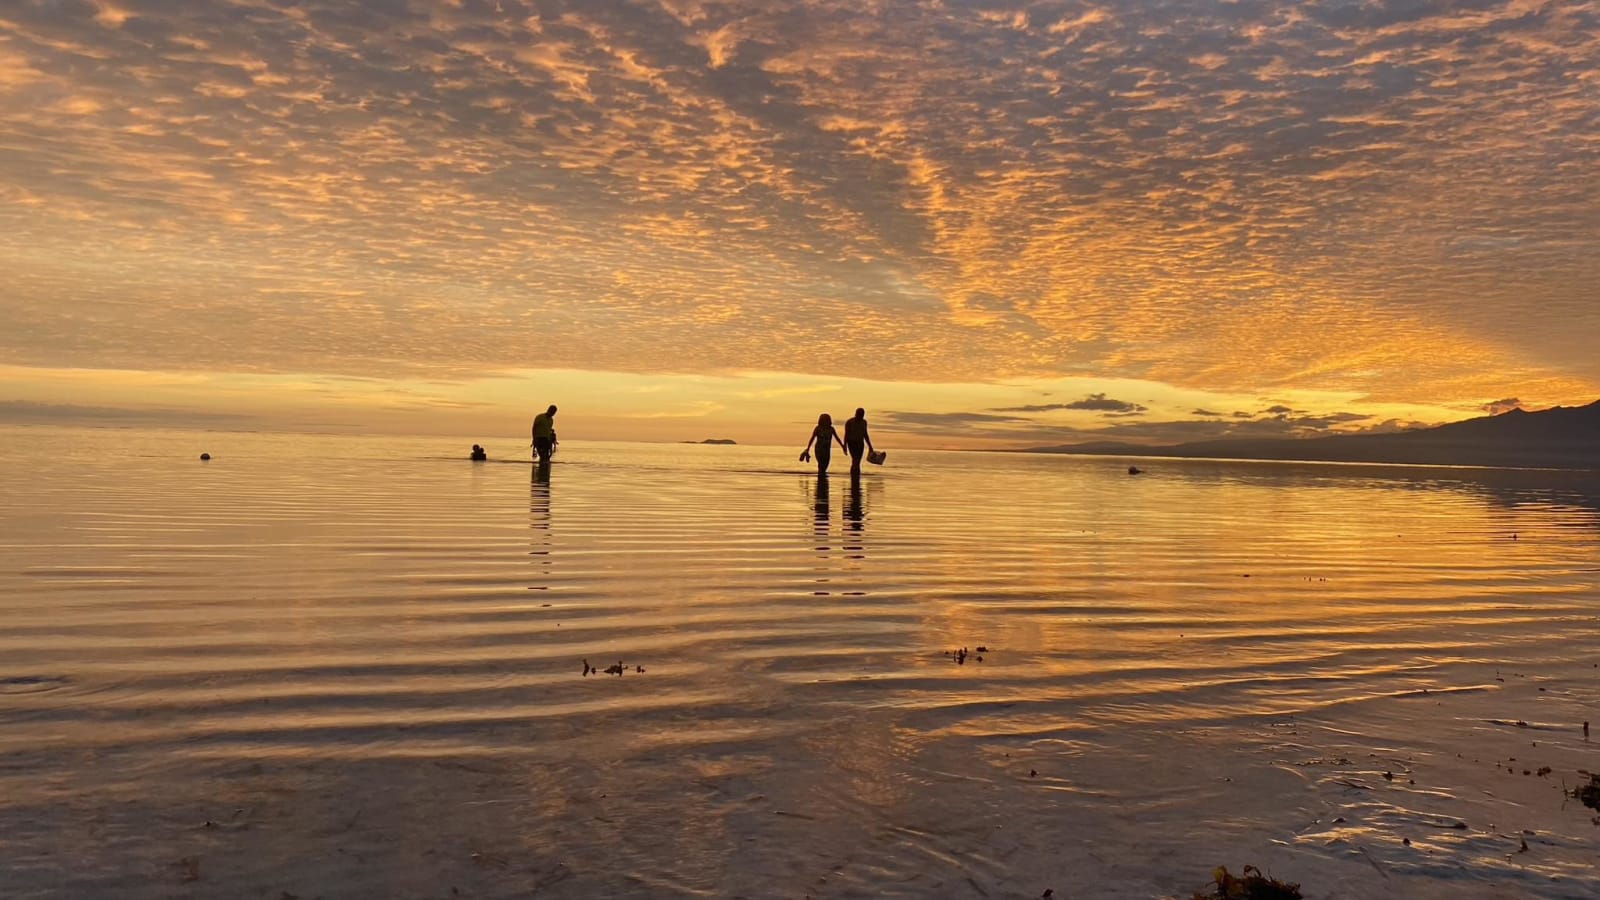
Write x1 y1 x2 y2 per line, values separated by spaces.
199 453 211 461
1127 465 1142 475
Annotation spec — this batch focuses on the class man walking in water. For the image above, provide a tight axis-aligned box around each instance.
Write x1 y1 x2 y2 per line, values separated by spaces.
531 405 558 463
844 407 875 475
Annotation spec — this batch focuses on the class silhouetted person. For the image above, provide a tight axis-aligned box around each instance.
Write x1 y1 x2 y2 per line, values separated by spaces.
800 413 845 474
471 444 487 461
844 408 876 474
531 405 558 463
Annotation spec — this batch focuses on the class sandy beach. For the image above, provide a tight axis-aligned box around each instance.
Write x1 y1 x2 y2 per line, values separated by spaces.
2 426 1598 898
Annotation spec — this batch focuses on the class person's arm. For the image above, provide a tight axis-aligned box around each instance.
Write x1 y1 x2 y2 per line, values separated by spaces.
834 428 847 450
865 426 874 453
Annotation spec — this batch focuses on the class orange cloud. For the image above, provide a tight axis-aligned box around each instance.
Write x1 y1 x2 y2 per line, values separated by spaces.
0 0 1593 432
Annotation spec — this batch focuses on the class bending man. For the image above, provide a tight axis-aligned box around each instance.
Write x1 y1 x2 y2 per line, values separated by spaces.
531 405 558 463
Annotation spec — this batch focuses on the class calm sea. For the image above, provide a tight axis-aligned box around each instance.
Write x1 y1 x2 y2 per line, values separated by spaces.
1 425 1597 899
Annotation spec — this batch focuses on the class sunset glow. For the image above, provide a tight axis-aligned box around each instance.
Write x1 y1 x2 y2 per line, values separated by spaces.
3 0 1596 445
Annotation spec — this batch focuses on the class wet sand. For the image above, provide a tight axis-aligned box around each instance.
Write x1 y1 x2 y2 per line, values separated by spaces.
1 426 1597 898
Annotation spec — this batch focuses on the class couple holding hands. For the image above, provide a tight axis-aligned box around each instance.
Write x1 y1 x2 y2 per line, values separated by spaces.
801 407 884 474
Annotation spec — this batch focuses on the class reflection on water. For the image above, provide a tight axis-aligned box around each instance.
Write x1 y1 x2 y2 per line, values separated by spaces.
843 471 867 558
0 426 1597 899
811 471 830 541
529 462 551 591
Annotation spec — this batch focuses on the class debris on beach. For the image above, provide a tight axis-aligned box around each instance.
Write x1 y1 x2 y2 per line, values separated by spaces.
173 856 201 883
1571 773 1600 811
1191 865 1301 900
943 645 988 664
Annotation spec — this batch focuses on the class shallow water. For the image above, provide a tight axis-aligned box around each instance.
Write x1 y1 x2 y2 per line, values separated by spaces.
1 425 1598 898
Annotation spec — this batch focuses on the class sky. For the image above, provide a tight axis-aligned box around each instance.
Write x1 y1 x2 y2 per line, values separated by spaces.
2 0 1597 448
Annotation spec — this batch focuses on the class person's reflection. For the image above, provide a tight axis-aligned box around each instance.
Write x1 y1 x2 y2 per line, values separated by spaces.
530 462 552 590
809 473 832 594
843 470 866 558
813 473 831 541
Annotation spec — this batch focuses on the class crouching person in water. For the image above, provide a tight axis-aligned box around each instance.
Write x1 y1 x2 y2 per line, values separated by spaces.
531 405 559 463
800 413 845 474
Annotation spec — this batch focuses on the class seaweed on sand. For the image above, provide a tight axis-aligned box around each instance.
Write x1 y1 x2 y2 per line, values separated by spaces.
1572 773 1600 811
1192 865 1303 900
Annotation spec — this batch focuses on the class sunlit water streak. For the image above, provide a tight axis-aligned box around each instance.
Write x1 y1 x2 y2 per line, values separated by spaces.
1 426 1597 898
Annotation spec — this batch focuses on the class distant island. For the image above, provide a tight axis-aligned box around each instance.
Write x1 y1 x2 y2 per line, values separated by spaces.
682 438 737 445
1024 400 1600 470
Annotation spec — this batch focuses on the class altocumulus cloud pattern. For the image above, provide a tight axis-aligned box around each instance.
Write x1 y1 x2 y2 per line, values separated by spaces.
2 0 1597 407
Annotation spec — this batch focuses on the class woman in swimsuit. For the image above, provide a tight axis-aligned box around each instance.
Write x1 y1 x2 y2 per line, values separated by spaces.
800 413 846 474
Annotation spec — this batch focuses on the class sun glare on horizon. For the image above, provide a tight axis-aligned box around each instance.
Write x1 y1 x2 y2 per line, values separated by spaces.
2 1 1597 446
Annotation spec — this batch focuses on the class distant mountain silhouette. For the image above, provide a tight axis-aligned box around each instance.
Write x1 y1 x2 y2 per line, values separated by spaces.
680 438 737 445
1025 400 1600 470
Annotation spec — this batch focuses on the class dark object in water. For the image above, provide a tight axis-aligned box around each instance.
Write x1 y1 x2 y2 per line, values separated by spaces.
470 444 487 461
1127 465 1142 475
0 675 71 694
199 453 210 461
1192 865 1302 900
1572 773 1600 811
867 450 887 465
582 658 635 677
